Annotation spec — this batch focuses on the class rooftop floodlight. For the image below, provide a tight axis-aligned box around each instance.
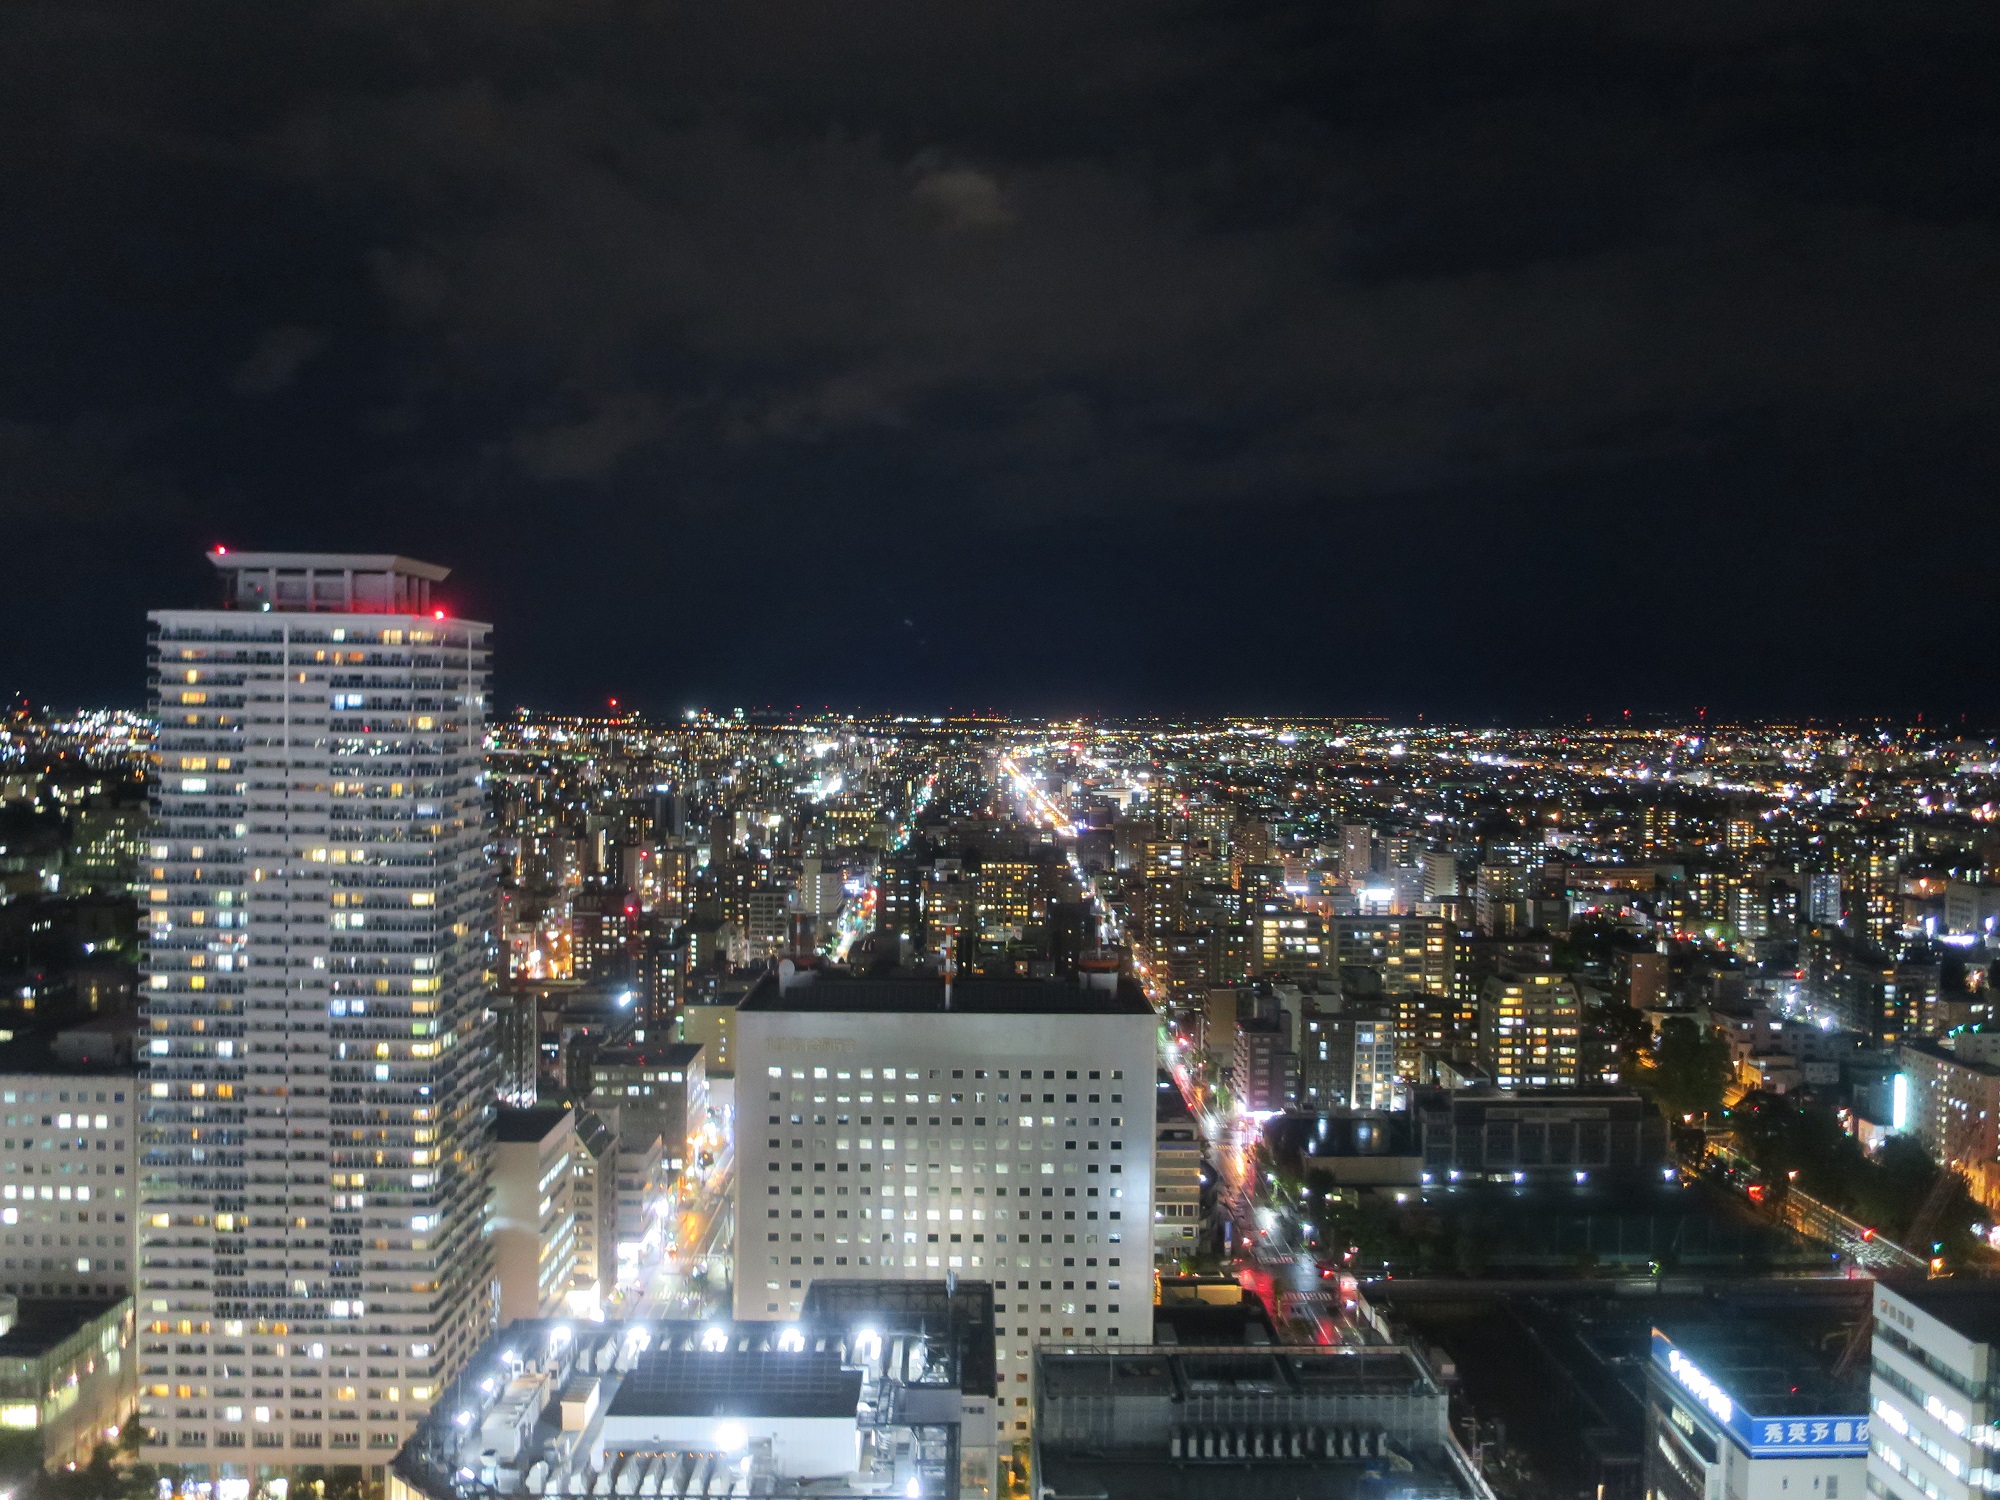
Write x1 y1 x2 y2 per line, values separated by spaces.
713 1421 748 1453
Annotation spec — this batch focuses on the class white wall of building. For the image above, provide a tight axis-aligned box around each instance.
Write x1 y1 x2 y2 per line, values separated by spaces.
1869 1284 1995 1500
0 1073 138 1297
734 1000 1156 1445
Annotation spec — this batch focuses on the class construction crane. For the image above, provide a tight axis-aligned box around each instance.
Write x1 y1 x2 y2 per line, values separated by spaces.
1830 1110 1984 1381
1905 1153 1973 1268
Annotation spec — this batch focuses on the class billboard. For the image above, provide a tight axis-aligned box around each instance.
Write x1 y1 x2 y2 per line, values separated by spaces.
1651 1330 1869 1458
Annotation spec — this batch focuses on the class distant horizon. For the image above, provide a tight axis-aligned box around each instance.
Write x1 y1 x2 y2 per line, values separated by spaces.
13 691 2000 736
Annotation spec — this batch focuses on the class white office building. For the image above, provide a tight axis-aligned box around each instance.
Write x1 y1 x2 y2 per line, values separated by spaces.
138 550 496 1479
1869 1281 2000 1500
490 1106 579 1324
733 968 1158 1444
0 1049 140 1299
1645 1323 1867 1500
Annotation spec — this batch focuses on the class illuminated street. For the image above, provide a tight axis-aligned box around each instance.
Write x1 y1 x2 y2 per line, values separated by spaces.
629 1141 736 1321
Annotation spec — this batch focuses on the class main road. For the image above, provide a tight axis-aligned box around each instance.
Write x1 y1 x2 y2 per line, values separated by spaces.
622 1141 736 1320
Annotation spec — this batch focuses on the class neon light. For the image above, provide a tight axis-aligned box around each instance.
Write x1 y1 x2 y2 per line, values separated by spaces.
1668 1348 1734 1424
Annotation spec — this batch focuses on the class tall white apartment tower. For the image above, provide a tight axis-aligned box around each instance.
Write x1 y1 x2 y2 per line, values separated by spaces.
139 550 496 1482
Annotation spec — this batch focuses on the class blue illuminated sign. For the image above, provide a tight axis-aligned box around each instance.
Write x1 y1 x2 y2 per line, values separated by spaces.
1651 1331 1869 1458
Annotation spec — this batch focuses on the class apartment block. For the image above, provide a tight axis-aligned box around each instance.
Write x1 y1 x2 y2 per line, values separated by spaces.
1477 973 1582 1088
137 550 496 1477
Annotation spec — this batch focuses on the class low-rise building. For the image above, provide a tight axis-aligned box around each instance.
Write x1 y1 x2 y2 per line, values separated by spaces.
1646 1319 1867 1500
1262 1110 1423 1193
567 1110 618 1317
1413 1086 1669 1186
1152 1074 1202 1262
492 1107 581 1323
0 1296 135 1467
606 1118 667 1290
1032 1342 1492 1499
389 1284 997 1500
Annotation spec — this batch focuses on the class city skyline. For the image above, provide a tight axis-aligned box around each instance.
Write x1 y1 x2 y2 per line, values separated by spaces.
10 552 2000 1496
5 0 2000 1487
10 528 2000 725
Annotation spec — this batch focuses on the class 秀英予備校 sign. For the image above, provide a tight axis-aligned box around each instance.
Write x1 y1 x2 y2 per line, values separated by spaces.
1651 1331 1869 1458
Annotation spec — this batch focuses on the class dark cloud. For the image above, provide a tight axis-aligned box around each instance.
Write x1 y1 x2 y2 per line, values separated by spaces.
1 0 1997 717
231 326 329 396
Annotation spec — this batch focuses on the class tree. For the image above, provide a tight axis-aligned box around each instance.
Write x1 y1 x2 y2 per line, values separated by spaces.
0 1430 43 1500
291 1465 370 1500
1645 1016 1732 1122
41 1441 160 1500
1551 915 1650 974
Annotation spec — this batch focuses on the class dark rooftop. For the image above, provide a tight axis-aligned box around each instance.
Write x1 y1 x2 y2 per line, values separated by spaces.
0 1297 125 1359
1656 1316 1866 1419
1037 1346 1435 1400
800 1278 996 1398
0 1020 139 1077
740 972 1154 1016
606 1344 861 1421
1153 1297 1277 1348
494 1105 572 1144
1036 1455 1469 1500
595 1041 705 1067
1882 1278 2000 1348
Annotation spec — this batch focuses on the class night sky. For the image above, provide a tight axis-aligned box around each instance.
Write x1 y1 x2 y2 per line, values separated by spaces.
4 0 1998 722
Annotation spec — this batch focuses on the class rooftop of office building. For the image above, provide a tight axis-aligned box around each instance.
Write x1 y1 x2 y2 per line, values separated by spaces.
1033 1343 1491 1500
1880 1277 2000 1346
394 1283 996 1500
204 549 451 579
592 1041 706 1069
494 1105 573 1145
0 1016 139 1076
1652 1316 1866 1420
739 968 1154 1016
0 1296 128 1360
1150 1288 1279 1348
